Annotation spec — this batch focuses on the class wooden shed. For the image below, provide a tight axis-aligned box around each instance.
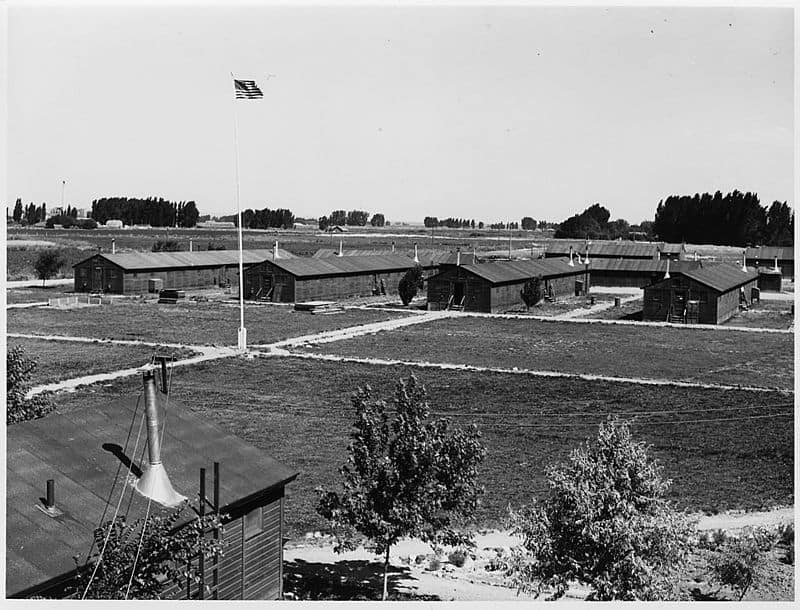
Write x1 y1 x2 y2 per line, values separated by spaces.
642 264 759 324
758 268 783 292
243 254 420 302
588 258 702 288
426 258 588 313
72 249 295 294
6 372 298 600
746 246 793 280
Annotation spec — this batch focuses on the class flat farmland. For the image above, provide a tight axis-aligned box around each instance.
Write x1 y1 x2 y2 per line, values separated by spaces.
49 357 793 537
723 299 794 330
6 301 414 346
7 337 195 386
301 316 794 391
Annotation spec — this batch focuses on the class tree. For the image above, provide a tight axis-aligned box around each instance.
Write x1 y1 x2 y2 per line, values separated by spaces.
504 417 694 601
764 201 793 246
317 376 485 600
398 265 424 306
72 502 225 599
329 210 347 226
34 250 65 287
423 216 439 228
709 527 778 601
555 203 612 239
207 240 226 250
521 217 537 231
13 198 23 222
318 216 330 231
152 240 184 252
370 213 386 227
346 210 370 226
520 276 543 310
7 345 53 424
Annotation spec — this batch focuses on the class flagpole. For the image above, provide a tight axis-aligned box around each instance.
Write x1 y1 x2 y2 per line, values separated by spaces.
231 72 246 351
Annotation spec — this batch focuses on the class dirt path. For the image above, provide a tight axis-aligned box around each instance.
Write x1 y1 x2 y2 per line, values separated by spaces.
554 294 640 319
264 350 793 395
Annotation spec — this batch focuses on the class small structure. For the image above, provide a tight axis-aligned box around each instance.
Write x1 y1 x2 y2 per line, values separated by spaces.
642 263 759 324
197 220 236 229
72 249 295 294
243 254 419 302
426 258 588 313
746 246 793 280
6 371 297 599
103 219 124 229
588 258 702 288
657 242 687 261
757 267 783 292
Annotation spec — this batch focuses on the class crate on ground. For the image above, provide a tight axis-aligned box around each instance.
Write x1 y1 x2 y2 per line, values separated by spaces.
148 278 164 293
158 289 186 300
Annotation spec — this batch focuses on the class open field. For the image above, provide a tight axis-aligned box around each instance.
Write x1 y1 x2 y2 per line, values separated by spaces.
47 356 793 537
8 337 195 386
723 299 794 330
300 316 794 391
6 300 414 346
6 287 78 305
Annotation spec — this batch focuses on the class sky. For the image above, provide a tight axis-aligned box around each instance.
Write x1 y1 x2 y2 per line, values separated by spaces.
6 4 795 224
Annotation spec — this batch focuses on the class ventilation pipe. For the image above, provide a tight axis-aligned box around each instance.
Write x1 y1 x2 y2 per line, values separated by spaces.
111 239 116 254
45 479 55 509
741 249 748 273
576 252 582 265
584 243 590 264
664 257 671 279
657 250 661 260
568 246 574 267
414 243 419 264
456 248 461 266
134 371 186 508
773 257 780 273
274 240 279 259
473 245 478 263
391 241 395 253
694 251 699 261
338 240 343 256
189 239 193 252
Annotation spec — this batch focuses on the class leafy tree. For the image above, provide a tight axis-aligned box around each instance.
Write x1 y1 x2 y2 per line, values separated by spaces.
7 345 53 424
423 216 439 228
398 264 424 306
318 216 330 231
329 210 347 226
764 201 793 247
73 502 225 600
152 240 184 252
207 240 227 250
554 204 612 239
370 213 386 227
13 198 23 222
608 218 631 240
505 417 695 601
521 217 537 231
346 210 370 226
34 249 65 286
520 276 543 310
709 526 778 601
477 221 484 229
316 376 485 600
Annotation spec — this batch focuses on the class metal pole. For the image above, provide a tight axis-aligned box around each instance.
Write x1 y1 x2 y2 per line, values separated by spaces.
231 73 247 351
61 180 65 212
199 468 206 600
213 461 220 599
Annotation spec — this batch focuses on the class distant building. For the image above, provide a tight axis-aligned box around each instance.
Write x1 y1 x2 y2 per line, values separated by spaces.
745 246 793 280
197 221 236 229
426 258 589 313
588 259 701 288
6 371 297 599
643 264 759 324
103 219 124 229
544 240 659 261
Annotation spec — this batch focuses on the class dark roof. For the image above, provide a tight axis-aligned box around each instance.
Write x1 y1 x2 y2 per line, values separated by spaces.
258 254 419 278
313 247 448 266
589 259 701 273
680 264 759 292
745 246 793 261
439 258 583 285
73 249 297 271
544 240 658 258
658 242 686 254
6 391 297 596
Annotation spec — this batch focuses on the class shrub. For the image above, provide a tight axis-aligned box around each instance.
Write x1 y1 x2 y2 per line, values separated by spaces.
427 558 442 571
520 275 543 310
7 345 53 424
709 526 778 600
34 249 66 286
398 265 424 305
207 240 226 251
504 417 695 601
448 549 469 567
152 240 184 252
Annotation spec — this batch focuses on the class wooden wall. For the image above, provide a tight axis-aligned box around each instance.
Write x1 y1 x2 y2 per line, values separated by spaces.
643 277 758 324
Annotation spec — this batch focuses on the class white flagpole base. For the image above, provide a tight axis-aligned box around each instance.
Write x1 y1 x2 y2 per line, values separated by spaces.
238 327 247 351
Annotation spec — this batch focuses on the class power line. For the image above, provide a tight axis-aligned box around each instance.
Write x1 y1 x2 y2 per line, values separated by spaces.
476 412 793 429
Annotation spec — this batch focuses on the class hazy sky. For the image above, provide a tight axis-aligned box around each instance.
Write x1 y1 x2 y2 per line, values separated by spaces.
7 4 794 224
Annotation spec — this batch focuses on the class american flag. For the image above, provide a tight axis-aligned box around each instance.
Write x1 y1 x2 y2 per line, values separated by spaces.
234 79 263 99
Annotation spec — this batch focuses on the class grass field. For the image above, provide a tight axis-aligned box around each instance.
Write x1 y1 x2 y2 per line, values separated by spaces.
6 287 78 305
7 301 413 346
300 316 794 391
8 337 196 386
723 300 794 330
49 357 793 538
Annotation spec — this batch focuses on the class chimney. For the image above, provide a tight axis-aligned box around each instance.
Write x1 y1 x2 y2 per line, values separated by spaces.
568 246 574 267
584 244 590 264
274 240 279 259
657 250 661 260
456 248 461 266
694 251 698 261
338 239 343 256
46 479 55 509
473 245 478 263
189 239 193 252
576 252 582 265
664 257 671 279
773 257 780 273
741 249 748 273
414 243 419 263
391 241 395 253
134 371 186 508
111 239 116 254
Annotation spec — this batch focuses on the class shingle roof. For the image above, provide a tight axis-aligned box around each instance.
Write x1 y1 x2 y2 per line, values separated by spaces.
745 246 794 261
73 249 296 271
6 391 297 597
261 254 419 278
544 240 658 258
444 258 583 285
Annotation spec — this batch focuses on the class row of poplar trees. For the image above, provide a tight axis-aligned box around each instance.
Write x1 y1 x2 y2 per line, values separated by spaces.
90 197 200 228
